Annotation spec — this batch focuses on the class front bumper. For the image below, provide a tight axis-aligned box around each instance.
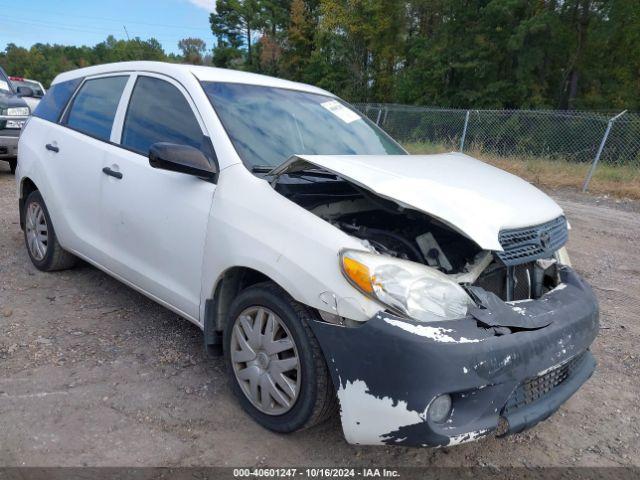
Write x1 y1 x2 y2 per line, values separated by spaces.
309 266 598 447
0 128 20 159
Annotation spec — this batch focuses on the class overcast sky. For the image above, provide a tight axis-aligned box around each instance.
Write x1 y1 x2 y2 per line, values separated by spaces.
0 0 216 54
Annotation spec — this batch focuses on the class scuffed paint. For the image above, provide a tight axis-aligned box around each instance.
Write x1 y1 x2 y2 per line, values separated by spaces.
383 318 481 344
336 378 425 445
446 429 491 446
537 352 576 376
335 378 499 447
307 266 599 447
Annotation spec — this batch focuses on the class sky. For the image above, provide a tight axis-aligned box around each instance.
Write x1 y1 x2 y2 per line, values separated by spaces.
0 0 216 55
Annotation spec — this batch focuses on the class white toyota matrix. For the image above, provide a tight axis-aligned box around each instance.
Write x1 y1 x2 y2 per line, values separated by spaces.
16 62 598 447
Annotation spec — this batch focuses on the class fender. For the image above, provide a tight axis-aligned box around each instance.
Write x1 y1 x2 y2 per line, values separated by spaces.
199 164 382 324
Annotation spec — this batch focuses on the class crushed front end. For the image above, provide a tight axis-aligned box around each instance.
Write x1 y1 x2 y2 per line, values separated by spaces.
271 161 599 447
309 266 598 447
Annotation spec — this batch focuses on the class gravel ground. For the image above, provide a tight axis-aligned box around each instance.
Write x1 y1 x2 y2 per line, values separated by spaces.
0 162 639 468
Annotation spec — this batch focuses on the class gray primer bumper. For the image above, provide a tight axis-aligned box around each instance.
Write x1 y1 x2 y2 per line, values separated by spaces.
308 266 598 447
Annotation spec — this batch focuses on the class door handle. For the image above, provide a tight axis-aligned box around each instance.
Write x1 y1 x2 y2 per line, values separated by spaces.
45 143 59 153
102 167 123 179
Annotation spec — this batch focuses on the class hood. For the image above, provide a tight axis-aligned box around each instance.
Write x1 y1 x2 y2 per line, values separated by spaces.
270 153 563 251
0 90 30 110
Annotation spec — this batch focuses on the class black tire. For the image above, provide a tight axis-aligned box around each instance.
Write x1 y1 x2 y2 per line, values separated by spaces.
23 190 77 271
224 282 338 433
9 159 17 175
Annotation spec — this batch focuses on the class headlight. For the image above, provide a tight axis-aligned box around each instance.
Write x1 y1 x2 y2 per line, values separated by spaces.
6 107 30 116
340 250 474 322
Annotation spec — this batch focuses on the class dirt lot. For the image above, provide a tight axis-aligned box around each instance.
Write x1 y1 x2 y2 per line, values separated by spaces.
1 162 639 468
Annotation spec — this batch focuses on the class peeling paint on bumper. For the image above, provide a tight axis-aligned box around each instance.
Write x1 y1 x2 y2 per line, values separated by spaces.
309 266 599 447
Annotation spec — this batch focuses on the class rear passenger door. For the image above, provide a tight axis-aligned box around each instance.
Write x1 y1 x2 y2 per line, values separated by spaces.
100 74 216 321
47 74 129 261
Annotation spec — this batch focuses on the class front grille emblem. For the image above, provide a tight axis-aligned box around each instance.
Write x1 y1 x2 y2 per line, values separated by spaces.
539 230 551 250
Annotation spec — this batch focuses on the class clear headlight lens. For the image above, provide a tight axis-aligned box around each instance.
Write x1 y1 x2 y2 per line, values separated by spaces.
340 250 474 322
6 107 30 116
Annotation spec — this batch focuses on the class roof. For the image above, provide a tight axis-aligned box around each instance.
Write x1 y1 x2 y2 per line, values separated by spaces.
52 61 334 97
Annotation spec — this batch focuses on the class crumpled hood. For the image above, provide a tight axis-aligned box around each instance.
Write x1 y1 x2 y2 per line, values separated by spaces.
270 152 563 251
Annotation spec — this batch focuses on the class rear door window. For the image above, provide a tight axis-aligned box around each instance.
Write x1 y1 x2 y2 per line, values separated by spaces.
64 76 128 141
121 76 203 155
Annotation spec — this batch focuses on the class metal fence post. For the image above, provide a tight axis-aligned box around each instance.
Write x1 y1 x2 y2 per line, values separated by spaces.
375 106 383 126
460 110 470 151
582 110 627 192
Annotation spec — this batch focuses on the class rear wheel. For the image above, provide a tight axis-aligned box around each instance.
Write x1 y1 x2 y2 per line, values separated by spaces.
9 159 17 174
224 282 337 432
23 190 77 271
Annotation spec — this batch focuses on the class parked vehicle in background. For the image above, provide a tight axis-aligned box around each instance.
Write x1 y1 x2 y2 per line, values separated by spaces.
0 67 31 174
9 77 46 111
15 61 598 448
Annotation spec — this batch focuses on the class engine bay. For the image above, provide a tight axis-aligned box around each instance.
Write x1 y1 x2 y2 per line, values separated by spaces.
275 173 561 303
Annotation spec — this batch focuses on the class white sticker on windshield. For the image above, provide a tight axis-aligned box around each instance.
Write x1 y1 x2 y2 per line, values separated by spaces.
321 100 362 124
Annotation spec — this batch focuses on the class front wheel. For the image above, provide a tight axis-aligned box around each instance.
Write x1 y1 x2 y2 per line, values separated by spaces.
224 282 337 432
9 159 17 174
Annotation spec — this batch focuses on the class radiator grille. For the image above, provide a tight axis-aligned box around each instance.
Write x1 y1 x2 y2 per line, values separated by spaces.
474 262 535 301
497 216 568 266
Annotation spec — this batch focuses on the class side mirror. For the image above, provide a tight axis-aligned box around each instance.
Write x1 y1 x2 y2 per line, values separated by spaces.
16 86 34 97
149 142 217 180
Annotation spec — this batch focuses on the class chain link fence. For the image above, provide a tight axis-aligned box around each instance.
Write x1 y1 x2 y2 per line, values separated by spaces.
354 104 640 191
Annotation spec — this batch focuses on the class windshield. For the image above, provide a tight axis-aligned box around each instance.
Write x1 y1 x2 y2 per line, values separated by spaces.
11 79 44 97
0 69 12 94
201 82 405 169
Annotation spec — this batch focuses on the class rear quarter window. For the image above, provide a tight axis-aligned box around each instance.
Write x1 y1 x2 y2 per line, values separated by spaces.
32 78 82 123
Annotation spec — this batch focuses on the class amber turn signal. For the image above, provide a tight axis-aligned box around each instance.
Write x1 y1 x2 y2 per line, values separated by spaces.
342 256 374 294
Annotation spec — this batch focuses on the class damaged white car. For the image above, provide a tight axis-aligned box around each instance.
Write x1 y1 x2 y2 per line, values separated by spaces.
16 62 598 447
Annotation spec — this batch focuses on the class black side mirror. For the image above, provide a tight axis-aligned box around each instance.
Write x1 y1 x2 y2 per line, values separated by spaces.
16 86 34 97
149 142 217 180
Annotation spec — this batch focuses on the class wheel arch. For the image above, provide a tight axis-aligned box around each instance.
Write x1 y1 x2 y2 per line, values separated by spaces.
203 266 289 354
18 177 39 230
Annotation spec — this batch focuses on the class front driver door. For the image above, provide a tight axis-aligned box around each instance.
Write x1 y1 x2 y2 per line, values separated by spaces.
100 73 216 321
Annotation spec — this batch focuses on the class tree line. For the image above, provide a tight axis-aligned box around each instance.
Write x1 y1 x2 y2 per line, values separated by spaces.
1 0 638 110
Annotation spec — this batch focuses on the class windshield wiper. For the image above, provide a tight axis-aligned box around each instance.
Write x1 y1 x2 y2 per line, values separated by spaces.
286 169 338 179
252 164 337 179
251 165 274 173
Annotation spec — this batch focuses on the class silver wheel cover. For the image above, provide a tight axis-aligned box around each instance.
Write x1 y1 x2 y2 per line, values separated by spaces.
230 306 301 415
25 202 48 261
